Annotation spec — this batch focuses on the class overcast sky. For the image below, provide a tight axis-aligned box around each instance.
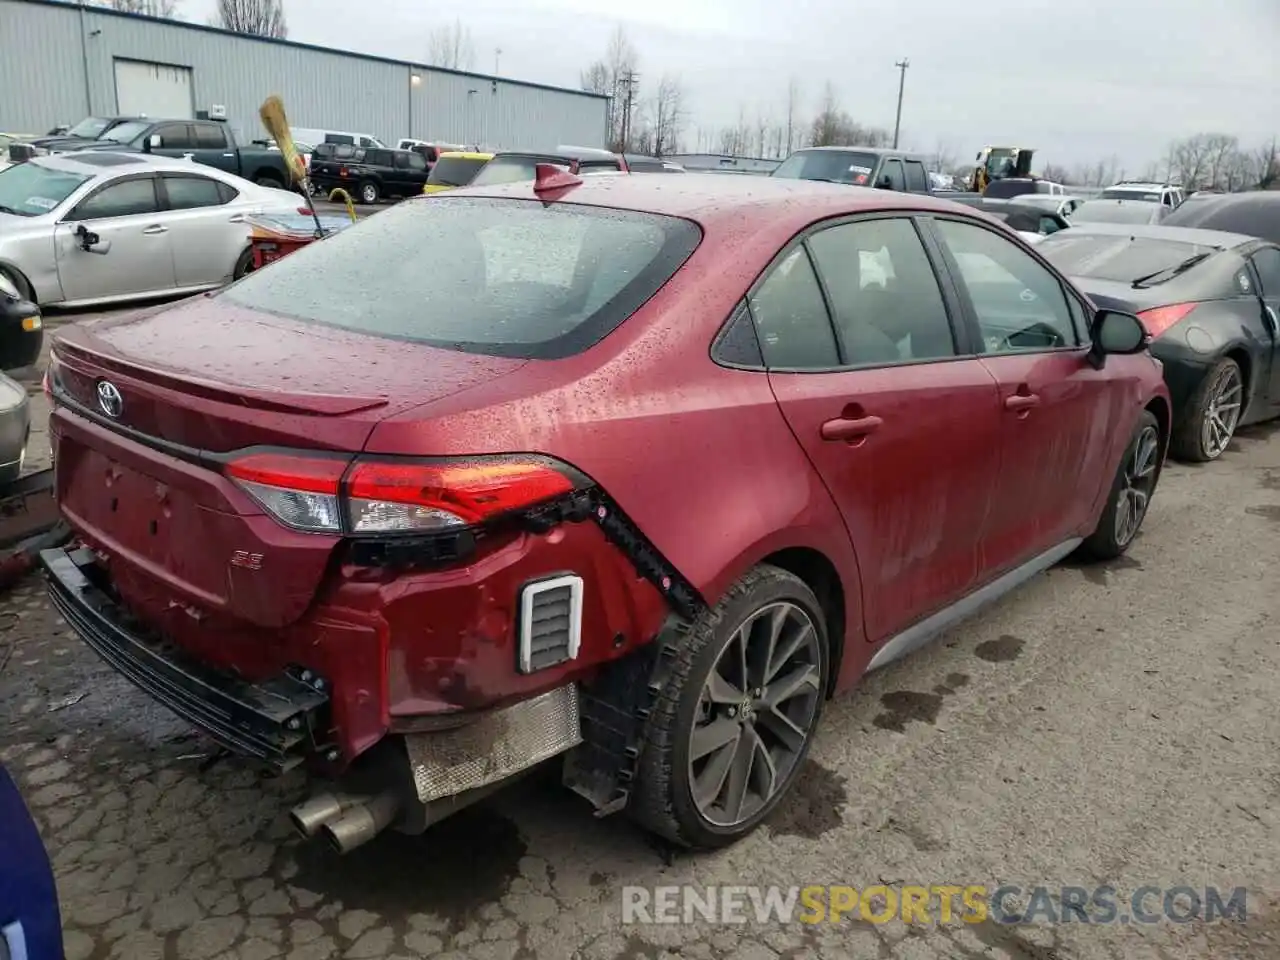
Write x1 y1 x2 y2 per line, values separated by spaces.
182 0 1278 171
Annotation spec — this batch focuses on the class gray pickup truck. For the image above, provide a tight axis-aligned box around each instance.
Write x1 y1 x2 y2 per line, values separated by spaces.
770 146 936 194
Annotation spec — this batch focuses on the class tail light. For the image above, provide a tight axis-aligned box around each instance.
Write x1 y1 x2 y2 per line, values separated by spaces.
1136 302 1197 338
338 166 350 178
225 451 585 535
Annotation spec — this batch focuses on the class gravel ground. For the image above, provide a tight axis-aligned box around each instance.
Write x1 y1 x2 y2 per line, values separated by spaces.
1 305 1277 959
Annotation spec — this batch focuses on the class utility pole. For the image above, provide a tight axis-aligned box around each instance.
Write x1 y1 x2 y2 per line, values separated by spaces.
494 48 501 75
620 71 639 152
892 58 909 149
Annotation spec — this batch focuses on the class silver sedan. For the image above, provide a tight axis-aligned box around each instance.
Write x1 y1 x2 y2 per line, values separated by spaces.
0 152 305 307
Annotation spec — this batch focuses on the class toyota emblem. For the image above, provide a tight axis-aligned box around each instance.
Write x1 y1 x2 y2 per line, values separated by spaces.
96 380 124 419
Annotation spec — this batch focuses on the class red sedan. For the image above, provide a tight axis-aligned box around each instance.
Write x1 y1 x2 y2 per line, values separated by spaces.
41 167 1168 854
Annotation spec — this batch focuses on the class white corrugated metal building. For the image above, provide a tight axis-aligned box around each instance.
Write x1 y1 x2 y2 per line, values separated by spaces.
0 0 609 151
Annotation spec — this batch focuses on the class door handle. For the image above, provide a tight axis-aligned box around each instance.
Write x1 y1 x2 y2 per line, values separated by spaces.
1004 393 1041 411
223 152 236 157
142 225 168 235
820 414 883 442
228 213 246 223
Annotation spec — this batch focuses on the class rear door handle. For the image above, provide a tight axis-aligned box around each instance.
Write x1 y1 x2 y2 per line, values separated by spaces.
820 415 883 442
142 225 168 235
1004 393 1041 411
228 213 246 223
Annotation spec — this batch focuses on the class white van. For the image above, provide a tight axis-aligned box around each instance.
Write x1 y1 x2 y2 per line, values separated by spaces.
292 127 385 149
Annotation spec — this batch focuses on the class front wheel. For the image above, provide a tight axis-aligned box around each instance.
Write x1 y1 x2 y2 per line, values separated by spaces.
232 247 255 281
1078 409 1162 561
629 564 829 849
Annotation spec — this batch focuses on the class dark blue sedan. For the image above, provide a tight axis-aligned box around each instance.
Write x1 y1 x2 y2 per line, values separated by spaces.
0 762 62 960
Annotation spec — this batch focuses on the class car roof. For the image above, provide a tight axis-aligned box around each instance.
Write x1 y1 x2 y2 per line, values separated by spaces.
34 151 227 175
438 151 493 160
494 148 621 163
1053 222 1256 248
450 172 995 231
790 145 927 161
1106 182 1176 191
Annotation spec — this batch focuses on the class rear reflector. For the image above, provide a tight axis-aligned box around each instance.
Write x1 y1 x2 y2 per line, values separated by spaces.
1136 302 1197 339
518 574 584 673
224 452 581 536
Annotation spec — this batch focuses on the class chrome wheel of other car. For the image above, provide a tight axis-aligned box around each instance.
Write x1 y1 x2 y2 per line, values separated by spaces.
1114 423 1159 547
1201 362 1243 459
360 181 379 204
688 600 822 828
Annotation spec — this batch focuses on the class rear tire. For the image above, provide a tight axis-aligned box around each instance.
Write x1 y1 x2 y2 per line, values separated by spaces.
1078 409 1161 561
1170 357 1243 462
629 564 828 849
232 247 254 281
358 180 380 204
255 173 285 190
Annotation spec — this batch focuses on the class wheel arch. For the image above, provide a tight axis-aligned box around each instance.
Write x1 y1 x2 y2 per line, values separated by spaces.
0 261 37 303
1222 345 1254 415
758 546 846 698
1144 394 1171 461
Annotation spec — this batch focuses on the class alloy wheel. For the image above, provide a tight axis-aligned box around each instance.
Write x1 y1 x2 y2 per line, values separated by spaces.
1114 424 1160 547
361 184 377 203
1202 364 1243 459
688 601 822 828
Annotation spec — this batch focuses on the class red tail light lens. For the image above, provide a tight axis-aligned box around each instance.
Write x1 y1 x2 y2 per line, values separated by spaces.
346 457 576 532
1136 302 1197 339
225 452 580 535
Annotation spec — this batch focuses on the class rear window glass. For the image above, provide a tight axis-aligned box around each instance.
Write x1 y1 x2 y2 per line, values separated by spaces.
983 180 1036 199
428 156 488 187
1069 201 1157 225
471 157 566 186
1038 234 1218 282
771 150 880 185
221 197 702 359
1101 188 1161 202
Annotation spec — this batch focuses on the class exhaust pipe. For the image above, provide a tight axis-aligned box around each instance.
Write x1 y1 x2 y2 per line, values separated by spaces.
289 792 374 839
321 790 402 855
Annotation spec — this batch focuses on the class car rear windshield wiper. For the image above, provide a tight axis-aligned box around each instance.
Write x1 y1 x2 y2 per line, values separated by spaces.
1131 251 1214 288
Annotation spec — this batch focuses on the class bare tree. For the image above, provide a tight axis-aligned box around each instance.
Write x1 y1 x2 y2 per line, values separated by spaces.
809 82 844 147
96 0 180 16
212 0 285 37
1171 134 1212 191
1041 163 1072 185
426 19 476 71
1256 138 1279 190
783 77 800 156
580 26 639 151
650 73 686 157
929 138 956 174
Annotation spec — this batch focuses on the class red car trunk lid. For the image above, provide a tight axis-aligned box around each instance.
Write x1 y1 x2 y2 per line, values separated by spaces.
50 295 527 628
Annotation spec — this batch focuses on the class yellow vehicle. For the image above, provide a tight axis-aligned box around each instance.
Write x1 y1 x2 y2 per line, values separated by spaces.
423 151 493 194
972 146 1034 193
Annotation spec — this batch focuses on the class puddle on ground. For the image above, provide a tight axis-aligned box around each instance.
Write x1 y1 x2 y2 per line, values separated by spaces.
1245 504 1280 523
287 803 526 927
766 757 848 840
872 691 944 732
975 635 1025 663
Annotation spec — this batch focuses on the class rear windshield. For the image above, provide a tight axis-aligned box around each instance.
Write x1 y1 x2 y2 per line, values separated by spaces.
0 160 91 216
1070 201 1156 224
983 180 1035 199
428 156 488 187
771 150 880 185
1038 233 1218 282
1101 188 1161 202
470 156 569 186
221 197 702 359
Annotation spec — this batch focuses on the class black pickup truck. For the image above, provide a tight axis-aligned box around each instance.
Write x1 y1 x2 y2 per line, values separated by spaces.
17 117 293 188
309 144 430 203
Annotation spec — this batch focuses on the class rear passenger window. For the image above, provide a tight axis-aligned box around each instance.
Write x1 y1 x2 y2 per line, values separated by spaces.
807 217 956 364
194 124 227 149
394 153 411 169
1249 248 1280 296
748 248 839 369
904 161 928 192
881 160 905 191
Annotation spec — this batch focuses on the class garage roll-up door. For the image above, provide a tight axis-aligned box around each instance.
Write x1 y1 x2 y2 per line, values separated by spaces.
114 59 194 119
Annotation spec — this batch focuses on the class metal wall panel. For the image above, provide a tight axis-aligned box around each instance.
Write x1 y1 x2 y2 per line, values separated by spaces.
0 0 607 150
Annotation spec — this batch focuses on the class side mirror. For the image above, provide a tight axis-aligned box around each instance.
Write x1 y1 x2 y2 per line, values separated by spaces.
147 134 162 151
1088 309 1147 368
8 143 36 163
877 175 893 190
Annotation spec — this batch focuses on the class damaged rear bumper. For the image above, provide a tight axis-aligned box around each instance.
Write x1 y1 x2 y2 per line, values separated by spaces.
41 545 330 772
